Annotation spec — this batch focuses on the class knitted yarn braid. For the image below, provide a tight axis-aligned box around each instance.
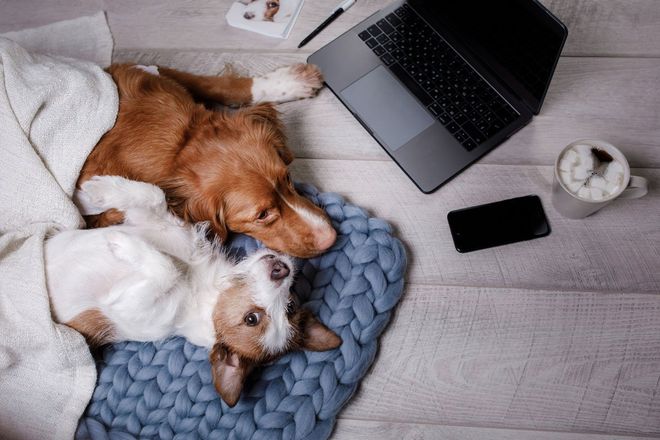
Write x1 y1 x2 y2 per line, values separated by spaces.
77 183 407 439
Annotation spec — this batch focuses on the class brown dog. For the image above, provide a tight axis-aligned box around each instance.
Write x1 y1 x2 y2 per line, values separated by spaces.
79 63 336 258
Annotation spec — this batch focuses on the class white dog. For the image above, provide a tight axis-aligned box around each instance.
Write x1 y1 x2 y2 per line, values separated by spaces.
45 176 341 406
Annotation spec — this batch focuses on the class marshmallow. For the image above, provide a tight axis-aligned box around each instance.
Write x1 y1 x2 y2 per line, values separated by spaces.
590 188 604 200
573 166 589 180
577 186 591 199
559 157 573 172
574 144 592 156
563 150 579 164
580 153 596 171
589 176 608 191
604 161 624 183
605 181 619 194
566 180 583 193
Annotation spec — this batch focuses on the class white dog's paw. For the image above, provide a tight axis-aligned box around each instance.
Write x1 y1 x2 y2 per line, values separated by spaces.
105 230 143 264
251 63 324 104
76 175 166 215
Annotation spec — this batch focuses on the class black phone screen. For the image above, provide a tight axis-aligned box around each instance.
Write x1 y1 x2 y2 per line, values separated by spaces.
447 195 550 253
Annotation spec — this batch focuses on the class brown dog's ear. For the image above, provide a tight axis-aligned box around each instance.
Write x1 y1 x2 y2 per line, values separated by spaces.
181 195 228 241
242 103 294 165
300 311 342 352
162 176 228 241
209 343 255 407
208 201 229 242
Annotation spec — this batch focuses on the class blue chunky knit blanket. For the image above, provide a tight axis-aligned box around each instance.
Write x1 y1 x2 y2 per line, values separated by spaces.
77 183 407 439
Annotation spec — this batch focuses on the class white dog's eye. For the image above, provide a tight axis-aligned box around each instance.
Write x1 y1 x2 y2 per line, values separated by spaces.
286 299 296 316
244 312 260 326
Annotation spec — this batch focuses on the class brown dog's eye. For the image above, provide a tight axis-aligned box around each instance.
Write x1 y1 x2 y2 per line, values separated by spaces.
244 312 260 326
267 2 278 8
257 210 269 221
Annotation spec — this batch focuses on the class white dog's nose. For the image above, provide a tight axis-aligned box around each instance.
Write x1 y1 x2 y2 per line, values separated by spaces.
269 259 290 281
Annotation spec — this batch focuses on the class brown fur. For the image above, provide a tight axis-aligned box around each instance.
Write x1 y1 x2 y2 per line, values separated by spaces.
79 63 334 258
210 281 341 406
66 309 116 347
212 282 271 362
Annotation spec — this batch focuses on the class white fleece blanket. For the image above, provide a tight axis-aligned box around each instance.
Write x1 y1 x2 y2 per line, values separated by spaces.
0 15 118 440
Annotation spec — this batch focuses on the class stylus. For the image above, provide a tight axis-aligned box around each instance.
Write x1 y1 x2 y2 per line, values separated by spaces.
298 0 356 49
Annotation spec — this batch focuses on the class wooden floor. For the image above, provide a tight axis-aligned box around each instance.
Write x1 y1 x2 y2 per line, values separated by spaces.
2 1 659 438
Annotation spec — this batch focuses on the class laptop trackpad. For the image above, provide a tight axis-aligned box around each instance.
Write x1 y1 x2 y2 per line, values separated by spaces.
340 66 435 151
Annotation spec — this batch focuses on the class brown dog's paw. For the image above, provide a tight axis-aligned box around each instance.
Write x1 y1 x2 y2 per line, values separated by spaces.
290 63 324 97
251 64 325 104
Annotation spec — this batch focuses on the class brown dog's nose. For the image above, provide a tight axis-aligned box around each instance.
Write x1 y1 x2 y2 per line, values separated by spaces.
269 259 290 281
314 227 337 252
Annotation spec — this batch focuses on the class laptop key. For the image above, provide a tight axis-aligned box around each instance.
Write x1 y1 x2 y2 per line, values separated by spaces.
454 130 468 143
461 120 484 140
365 38 378 49
380 53 396 66
384 40 396 52
377 19 395 34
388 63 433 106
358 30 370 41
454 113 468 125
445 104 460 118
463 139 477 151
499 112 515 124
446 122 460 134
373 45 386 56
487 121 504 136
391 48 404 60
368 25 382 36
437 112 450 124
429 102 443 116
376 34 390 45
386 13 402 27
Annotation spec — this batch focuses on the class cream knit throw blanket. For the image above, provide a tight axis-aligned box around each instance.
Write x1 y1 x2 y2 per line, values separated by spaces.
0 13 117 440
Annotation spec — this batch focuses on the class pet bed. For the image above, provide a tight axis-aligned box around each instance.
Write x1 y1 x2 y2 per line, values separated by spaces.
77 183 407 439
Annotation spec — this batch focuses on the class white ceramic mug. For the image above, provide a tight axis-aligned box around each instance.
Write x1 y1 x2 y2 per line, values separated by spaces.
552 139 648 219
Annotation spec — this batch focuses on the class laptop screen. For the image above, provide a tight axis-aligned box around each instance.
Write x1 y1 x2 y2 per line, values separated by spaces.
410 0 567 114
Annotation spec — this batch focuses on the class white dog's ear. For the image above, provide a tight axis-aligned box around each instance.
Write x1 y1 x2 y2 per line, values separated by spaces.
209 343 254 407
299 310 342 352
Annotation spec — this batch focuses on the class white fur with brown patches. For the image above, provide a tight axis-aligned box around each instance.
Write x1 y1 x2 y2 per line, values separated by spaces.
49 176 290 348
45 175 341 407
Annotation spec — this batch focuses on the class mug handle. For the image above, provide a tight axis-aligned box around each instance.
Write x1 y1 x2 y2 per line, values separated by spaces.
618 175 648 199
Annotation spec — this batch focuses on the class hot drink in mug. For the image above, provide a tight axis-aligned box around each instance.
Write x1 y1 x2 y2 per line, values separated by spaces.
552 139 648 218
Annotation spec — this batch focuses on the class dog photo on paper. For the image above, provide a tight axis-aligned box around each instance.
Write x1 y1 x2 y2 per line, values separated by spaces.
226 0 305 38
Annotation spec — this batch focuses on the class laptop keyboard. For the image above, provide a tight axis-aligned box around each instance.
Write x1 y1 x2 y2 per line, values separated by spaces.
358 3 519 151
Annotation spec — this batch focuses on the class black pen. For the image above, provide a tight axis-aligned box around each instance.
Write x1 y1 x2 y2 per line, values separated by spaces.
298 0 356 49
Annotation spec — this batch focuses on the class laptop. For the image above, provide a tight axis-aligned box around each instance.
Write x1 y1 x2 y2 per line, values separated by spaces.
308 0 567 193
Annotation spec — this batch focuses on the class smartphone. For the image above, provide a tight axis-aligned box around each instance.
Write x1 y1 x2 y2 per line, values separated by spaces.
447 195 551 253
